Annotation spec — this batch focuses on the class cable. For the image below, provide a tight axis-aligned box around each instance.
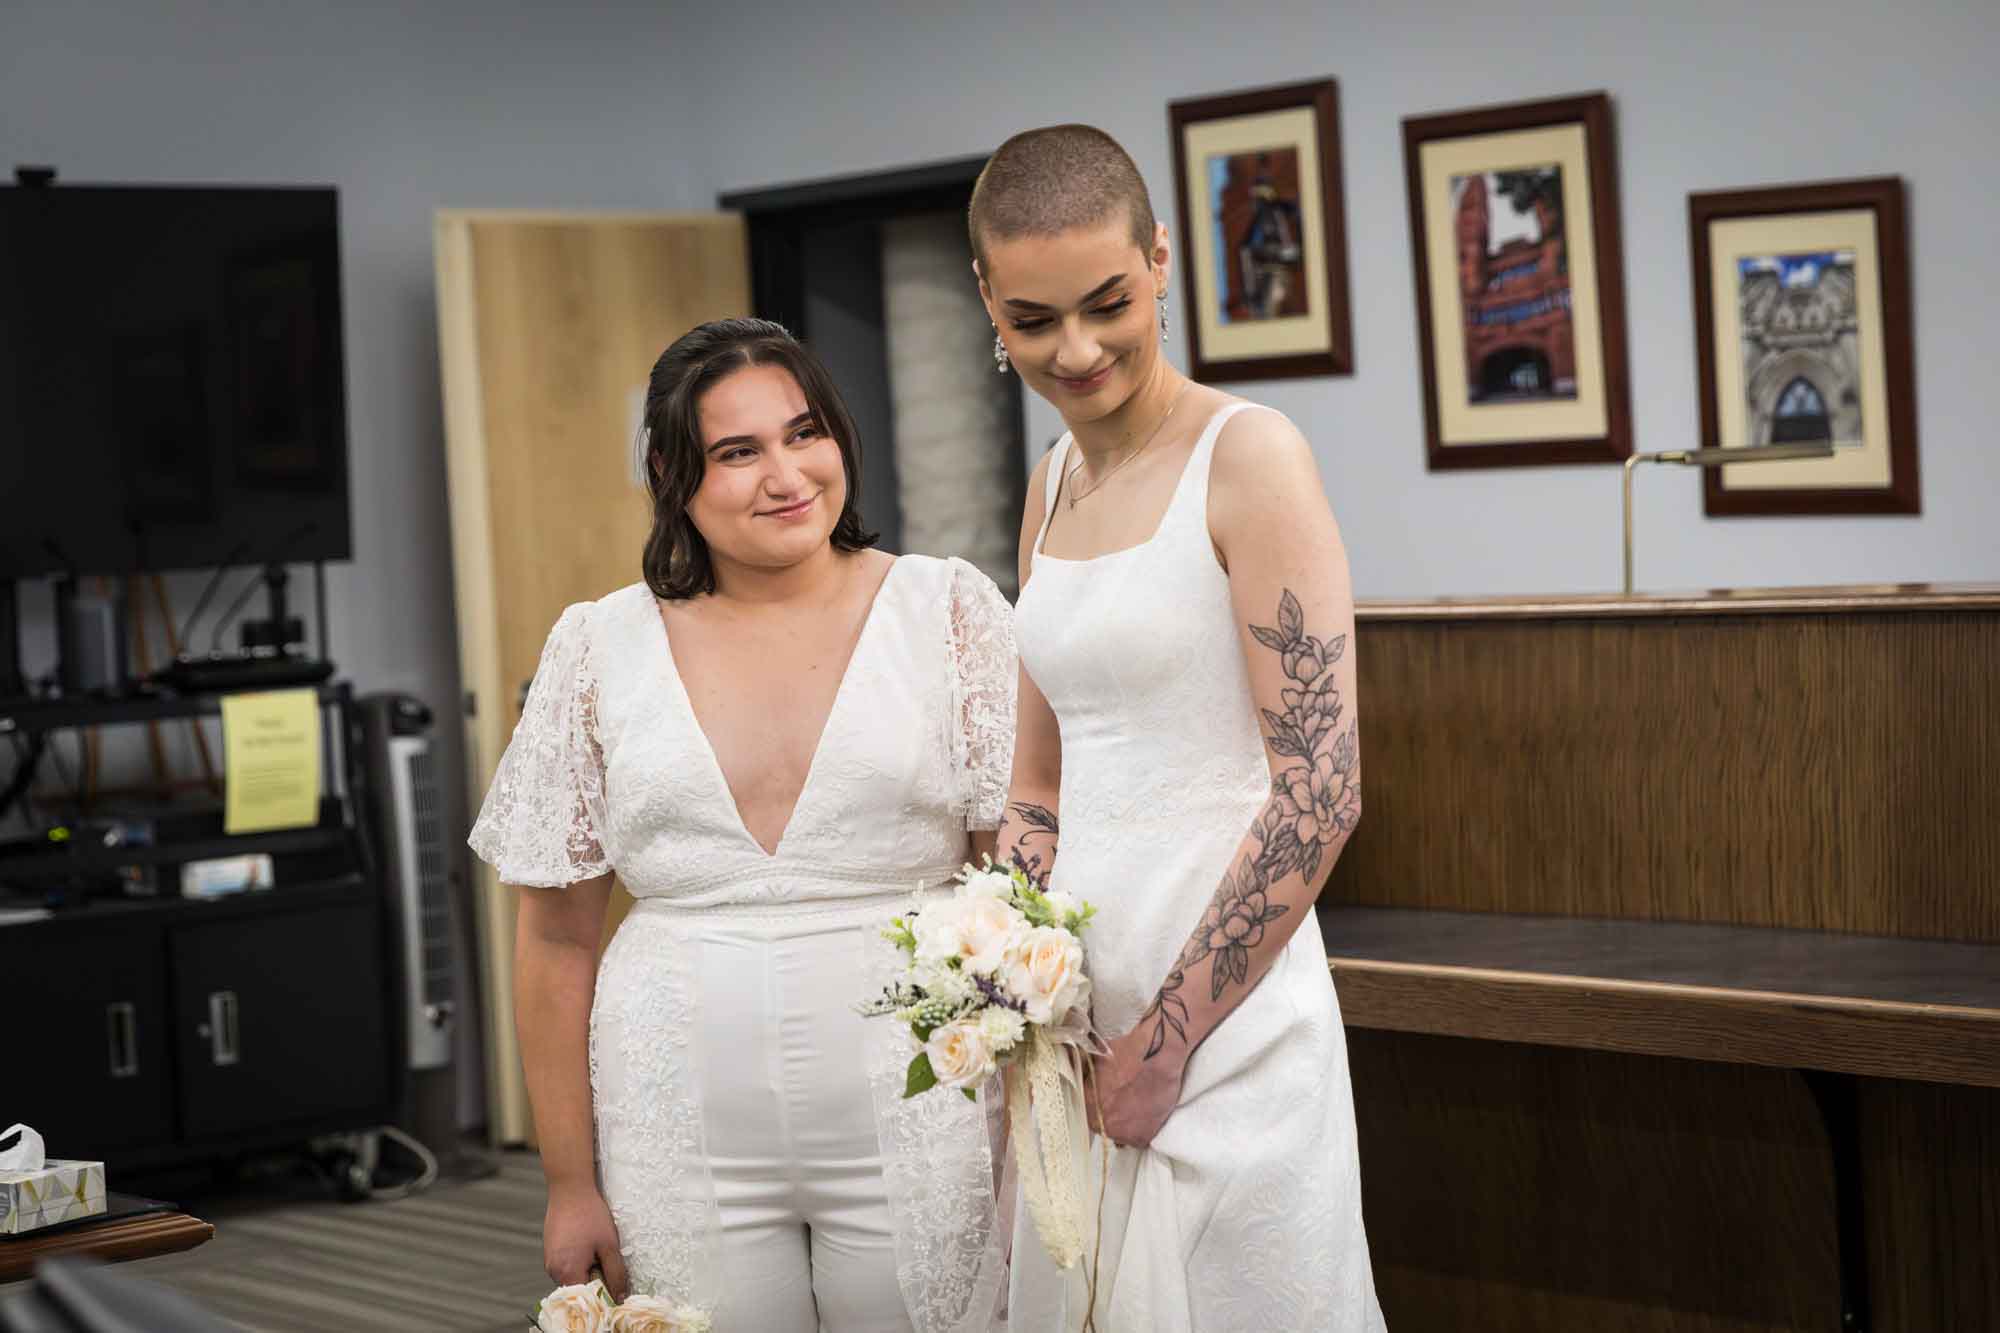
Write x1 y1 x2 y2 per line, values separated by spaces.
364 1125 440 1202
207 570 270 654
0 732 46 824
177 542 254 649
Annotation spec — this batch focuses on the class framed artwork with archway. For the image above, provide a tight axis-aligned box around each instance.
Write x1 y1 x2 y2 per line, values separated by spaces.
1403 91 1633 469
1690 176 1919 515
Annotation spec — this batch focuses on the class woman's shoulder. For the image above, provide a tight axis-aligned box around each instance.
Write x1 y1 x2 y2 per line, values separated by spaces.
536 582 654 656
1204 400 1329 543
880 554 1012 631
1209 400 1317 489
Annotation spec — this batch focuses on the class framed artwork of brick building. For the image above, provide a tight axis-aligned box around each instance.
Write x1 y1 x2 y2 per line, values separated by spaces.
1690 176 1919 515
1403 92 1632 469
1169 78 1353 383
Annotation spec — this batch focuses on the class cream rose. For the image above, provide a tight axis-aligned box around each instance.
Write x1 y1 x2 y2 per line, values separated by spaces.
609 1295 711 1333
537 1279 613 1333
915 895 1025 977
959 895 1027 976
1003 926 1089 1026
926 1019 997 1090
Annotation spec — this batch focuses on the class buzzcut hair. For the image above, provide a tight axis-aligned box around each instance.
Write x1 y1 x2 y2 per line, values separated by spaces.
968 124 1157 272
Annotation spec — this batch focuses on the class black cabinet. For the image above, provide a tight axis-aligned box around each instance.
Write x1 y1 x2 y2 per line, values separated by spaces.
0 884 395 1170
0 919 173 1154
170 901 388 1142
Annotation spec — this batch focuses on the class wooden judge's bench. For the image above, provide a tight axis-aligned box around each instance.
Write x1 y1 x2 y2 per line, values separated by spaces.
1321 585 2000 1332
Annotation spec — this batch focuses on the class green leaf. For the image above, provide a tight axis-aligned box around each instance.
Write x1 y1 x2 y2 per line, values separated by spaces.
904 1051 939 1098
963 1087 978 1102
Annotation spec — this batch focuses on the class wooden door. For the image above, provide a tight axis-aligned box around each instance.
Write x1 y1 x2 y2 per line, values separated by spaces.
435 212 749 1145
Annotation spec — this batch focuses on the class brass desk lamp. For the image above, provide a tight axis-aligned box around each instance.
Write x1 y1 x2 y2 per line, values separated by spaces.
1622 443 1837 594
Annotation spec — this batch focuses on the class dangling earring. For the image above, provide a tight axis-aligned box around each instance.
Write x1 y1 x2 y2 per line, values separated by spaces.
1157 293 1169 343
992 326 1011 374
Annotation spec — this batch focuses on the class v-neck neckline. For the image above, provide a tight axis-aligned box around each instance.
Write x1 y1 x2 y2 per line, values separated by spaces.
651 556 904 860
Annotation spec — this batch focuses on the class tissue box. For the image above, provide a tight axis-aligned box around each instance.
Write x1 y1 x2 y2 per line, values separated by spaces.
0 1159 106 1235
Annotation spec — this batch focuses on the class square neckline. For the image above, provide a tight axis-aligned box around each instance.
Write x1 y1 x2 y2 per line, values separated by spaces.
1032 401 1240 566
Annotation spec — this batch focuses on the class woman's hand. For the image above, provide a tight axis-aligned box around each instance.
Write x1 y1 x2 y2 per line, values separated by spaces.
544 1181 630 1301
1090 1024 1188 1149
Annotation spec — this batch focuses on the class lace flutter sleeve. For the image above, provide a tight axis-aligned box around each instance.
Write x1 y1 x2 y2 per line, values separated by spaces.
945 558 1018 832
468 603 612 887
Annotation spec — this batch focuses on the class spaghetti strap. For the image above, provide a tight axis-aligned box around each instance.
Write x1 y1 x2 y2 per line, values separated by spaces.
1033 434 1074 559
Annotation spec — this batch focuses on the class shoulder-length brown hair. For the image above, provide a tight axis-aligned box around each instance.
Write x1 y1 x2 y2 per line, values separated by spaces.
640 318 877 600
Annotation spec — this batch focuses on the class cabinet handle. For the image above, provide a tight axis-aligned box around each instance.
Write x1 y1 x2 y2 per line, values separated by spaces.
106 1002 138 1079
206 991 241 1067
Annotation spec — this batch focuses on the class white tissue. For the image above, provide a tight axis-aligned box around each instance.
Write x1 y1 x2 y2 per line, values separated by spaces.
0 1124 45 1173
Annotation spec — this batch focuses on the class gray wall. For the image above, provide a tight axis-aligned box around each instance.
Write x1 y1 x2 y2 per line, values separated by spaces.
672 0 1997 597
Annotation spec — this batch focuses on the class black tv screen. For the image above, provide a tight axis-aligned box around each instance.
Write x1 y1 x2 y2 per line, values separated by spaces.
0 183 351 578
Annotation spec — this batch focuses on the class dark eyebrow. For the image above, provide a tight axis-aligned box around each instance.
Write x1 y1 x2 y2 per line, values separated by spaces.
706 411 815 455
1002 273 1128 313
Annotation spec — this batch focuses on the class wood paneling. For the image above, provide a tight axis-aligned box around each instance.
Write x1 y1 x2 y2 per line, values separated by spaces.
1325 591 2000 1329
1349 1031 1835 1332
1861 1080 2000 1330
1326 607 2000 940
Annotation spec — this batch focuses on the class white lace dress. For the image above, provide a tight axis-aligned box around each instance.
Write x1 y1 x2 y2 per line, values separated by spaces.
469 555 1015 1332
1010 404 1386 1331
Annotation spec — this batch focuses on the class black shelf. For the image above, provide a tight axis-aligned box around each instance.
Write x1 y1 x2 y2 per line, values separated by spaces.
0 683 345 735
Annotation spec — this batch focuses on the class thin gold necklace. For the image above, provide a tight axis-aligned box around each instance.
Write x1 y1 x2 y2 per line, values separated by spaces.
1065 383 1190 509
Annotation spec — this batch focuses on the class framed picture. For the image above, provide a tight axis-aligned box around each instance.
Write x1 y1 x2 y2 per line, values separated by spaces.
1168 78 1352 383
1690 176 1919 515
1403 91 1632 468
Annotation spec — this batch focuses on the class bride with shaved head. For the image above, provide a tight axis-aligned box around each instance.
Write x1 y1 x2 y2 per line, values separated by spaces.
974 125 1386 1331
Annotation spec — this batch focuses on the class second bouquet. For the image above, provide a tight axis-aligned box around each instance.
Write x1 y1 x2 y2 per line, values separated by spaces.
861 859 1099 1268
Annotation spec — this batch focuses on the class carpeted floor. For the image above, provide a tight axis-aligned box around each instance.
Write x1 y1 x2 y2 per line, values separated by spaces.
123 1147 551 1332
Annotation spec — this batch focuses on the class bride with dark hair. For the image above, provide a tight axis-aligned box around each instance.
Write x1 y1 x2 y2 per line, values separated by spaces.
472 318 1013 1332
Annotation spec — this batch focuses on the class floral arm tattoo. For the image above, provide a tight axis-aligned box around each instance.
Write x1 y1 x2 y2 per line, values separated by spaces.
1140 589 1361 1061
995 800 1060 890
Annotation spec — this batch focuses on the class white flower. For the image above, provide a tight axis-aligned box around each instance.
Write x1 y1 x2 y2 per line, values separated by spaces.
912 898 971 965
537 1279 614 1333
913 959 974 1006
960 867 1018 901
926 1019 998 1090
1043 889 1081 921
915 895 1026 978
1002 926 1090 1026
609 1294 711 1333
977 1004 1027 1052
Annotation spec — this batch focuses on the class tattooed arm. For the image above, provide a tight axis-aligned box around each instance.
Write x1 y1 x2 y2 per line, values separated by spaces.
1094 408 1361 1147
994 448 1065 888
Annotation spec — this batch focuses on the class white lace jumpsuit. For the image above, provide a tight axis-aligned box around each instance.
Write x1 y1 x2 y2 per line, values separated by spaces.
470 555 1015 1332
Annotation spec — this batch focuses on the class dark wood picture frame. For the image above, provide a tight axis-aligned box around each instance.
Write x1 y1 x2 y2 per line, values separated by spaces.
1403 91 1632 469
1690 176 1919 515
1168 78 1352 383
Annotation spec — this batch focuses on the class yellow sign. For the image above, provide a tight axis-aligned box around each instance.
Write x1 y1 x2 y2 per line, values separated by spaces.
221 690 322 834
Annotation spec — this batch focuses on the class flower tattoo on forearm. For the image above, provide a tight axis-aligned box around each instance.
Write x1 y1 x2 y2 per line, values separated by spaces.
997 800 1060 889
1140 589 1361 1061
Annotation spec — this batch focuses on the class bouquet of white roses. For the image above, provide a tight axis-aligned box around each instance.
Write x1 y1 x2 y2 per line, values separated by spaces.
529 1278 710 1333
862 858 1100 1269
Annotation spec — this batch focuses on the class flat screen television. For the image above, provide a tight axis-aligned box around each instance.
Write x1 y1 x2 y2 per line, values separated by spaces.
0 182 351 578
